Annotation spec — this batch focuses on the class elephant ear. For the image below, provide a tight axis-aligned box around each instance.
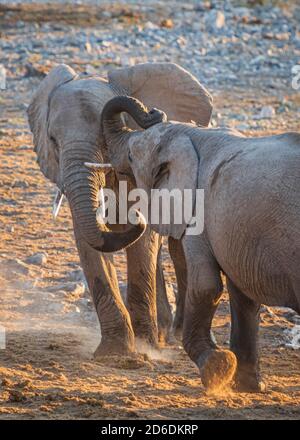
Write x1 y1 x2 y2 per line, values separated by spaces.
108 62 213 127
27 64 77 183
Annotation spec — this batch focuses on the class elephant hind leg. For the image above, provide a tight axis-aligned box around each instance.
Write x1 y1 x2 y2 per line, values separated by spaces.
182 236 237 391
228 278 265 392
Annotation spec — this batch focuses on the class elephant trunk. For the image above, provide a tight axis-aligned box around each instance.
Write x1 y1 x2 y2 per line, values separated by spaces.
61 142 146 252
100 96 167 166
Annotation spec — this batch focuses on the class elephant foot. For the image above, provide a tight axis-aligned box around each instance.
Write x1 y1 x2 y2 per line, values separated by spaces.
157 329 178 346
132 324 159 348
197 349 237 392
157 316 173 346
233 365 266 393
158 328 169 346
94 337 135 359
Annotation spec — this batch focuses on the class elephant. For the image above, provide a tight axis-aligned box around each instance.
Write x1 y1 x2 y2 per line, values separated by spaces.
27 62 213 356
97 95 300 392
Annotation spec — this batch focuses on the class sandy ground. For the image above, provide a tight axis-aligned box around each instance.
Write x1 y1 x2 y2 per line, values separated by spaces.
0 1 300 420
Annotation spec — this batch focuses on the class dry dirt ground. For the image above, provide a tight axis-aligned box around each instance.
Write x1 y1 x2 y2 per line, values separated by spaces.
0 2 300 420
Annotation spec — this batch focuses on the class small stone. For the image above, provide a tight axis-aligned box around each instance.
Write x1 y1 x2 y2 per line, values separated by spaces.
0 64 6 90
236 123 249 131
160 19 174 29
285 325 300 350
176 36 186 46
67 269 85 282
194 1 211 12
255 106 276 120
205 10 225 32
250 55 265 65
263 32 289 41
67 305 81 315
47 343 59 351
215 11 225 29
100 40 111 48
85 42 92 54
58 373 67 382
144 21 159 30
101 11 112 19
276 33 290 41
48 282 86 296
26 252 48 266
85 64 97 75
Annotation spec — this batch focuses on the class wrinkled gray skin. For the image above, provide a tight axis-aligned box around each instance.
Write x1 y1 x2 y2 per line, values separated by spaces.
100 95 300 392
27 63 213 355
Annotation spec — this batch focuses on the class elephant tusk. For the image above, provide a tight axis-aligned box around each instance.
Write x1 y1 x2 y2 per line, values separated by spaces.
52 189 65 220
84 162 113 170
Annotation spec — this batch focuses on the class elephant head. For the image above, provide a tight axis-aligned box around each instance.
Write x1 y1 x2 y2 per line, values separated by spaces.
28 62 212 251
27 64 147 252
101 95 202 240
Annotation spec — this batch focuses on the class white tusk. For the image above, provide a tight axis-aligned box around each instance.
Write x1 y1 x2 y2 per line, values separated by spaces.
84 162 113 169
52 189 65 220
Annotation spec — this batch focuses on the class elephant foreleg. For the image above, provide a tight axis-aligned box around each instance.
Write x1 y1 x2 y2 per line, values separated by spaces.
182 236 237 391
156 242 173 344
227 278 265 392
126 227 159 347
74 224 135 356
168 237 187 338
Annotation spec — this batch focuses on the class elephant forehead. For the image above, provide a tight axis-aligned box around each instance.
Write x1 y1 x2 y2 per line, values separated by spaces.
51 78 115 112
129 124 168 158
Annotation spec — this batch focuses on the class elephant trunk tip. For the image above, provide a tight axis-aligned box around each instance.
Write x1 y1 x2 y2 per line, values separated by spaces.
128 209 147 231
145 107 168 128
88 209 147 253
122 208 147 249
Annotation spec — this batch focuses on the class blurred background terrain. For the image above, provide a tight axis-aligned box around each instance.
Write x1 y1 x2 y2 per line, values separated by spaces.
0 0 299 419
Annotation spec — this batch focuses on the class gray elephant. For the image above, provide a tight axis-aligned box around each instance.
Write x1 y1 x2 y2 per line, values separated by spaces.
97 95 300 392
27 63 213 355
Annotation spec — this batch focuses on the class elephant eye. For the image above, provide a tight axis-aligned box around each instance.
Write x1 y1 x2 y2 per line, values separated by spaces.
128 150 133 163
153 162 169 188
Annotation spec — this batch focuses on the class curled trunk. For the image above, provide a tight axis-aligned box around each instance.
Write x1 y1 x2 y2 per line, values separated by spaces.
62 142 145 253
100 96 167 167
